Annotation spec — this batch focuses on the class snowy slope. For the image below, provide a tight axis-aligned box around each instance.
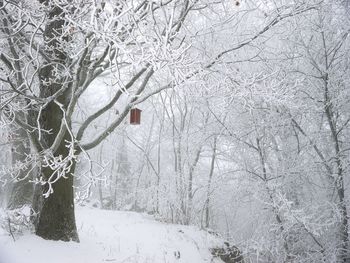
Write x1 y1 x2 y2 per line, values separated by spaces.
0 207 225 263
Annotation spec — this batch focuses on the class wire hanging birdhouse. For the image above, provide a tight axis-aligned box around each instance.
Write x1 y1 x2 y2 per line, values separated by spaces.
130 108 142 125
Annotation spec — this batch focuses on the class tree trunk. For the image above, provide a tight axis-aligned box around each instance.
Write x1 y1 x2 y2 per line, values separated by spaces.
185 146 201 225
204 137 217 229
256 137 291 261
34 94 79 241
323 75 349 262
34 1 79 242
98 144 104 209
35 102 78 241
35 161 78 242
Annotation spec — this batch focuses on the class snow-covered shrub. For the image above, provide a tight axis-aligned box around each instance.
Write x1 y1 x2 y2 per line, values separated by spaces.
0 206 33 240
211 242 244 263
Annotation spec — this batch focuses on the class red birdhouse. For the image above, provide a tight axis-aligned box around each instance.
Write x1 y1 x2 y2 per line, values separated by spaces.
130 108 142 125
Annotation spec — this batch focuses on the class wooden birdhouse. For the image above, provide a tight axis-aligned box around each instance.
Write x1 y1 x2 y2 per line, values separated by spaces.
130 108 142 125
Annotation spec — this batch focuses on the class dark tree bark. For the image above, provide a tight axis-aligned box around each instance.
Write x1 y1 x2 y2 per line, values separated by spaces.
36 158 78 242
34 0 79 242
204 137 217 229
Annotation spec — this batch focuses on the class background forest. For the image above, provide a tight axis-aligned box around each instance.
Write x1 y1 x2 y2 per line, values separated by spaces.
1 0 350 262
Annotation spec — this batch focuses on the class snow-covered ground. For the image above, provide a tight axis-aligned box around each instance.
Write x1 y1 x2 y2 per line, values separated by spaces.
0 207 224 263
